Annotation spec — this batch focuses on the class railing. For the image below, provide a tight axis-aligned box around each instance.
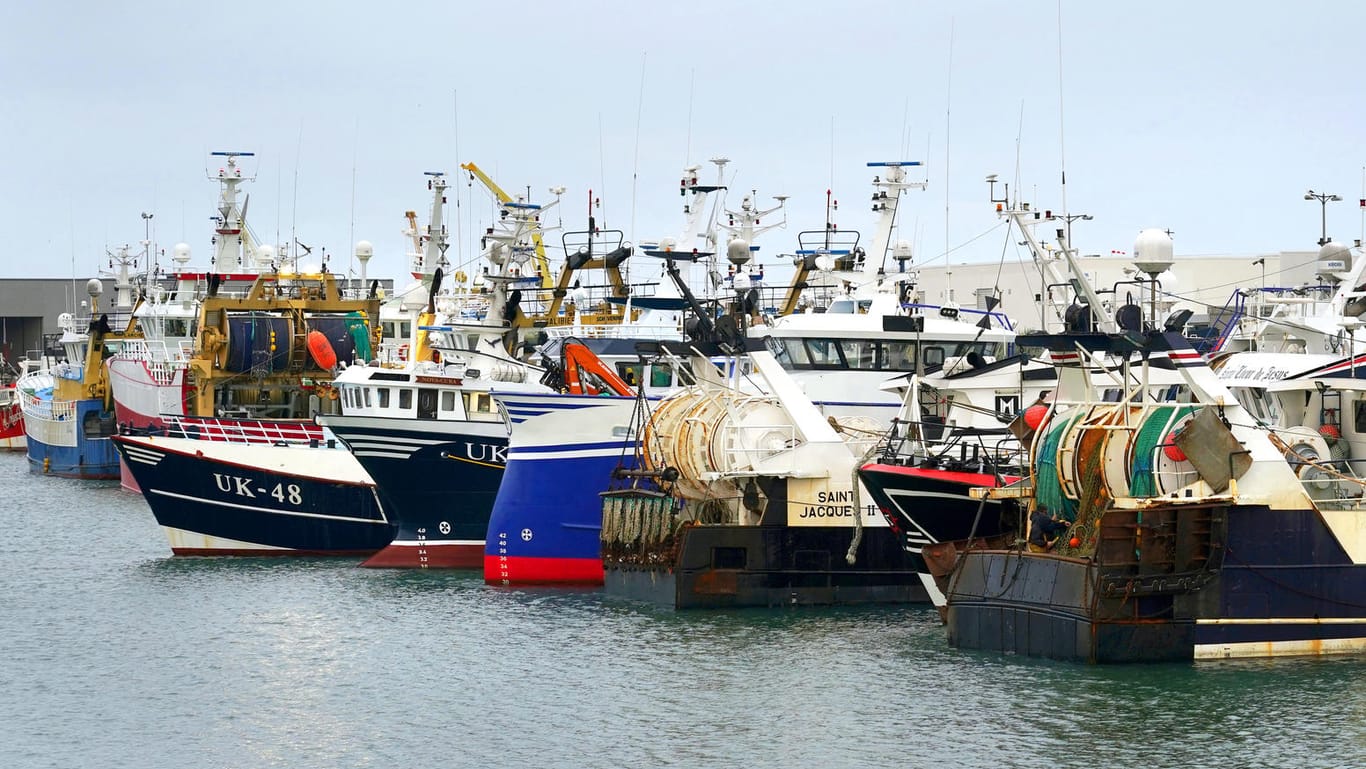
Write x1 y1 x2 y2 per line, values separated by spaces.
159 414 324 445
542 323 684 341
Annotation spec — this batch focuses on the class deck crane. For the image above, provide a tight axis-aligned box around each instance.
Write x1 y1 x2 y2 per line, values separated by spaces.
460 162 554 289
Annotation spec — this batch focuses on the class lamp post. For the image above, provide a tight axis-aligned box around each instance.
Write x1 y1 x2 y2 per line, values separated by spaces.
1061 213 1093 251
1305 189 1341 246
141 211 155 282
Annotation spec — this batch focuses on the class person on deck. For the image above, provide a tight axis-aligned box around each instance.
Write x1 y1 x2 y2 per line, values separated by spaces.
1028 505 1070 553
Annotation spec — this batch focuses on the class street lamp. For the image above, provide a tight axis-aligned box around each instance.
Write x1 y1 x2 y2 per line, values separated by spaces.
1305 189 1341 246
1061 213 1093 250
141 211 155 277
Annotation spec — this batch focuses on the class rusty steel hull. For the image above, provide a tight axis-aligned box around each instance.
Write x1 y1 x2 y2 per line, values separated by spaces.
605 524 928 609
944 504 1366 662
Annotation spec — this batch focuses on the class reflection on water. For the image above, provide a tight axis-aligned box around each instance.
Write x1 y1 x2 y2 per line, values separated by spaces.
1 453 1363 768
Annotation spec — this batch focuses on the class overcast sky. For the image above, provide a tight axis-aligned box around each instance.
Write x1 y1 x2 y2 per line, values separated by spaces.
4 1 1364 284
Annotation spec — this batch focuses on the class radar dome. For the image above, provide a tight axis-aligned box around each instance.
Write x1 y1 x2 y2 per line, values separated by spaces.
727 238 751 265
1133 228 1174 275
1317 240 1351 280
893 239 913 261
256 243 277 268
172 243 192 265
86 278 103 297
355 240 374 261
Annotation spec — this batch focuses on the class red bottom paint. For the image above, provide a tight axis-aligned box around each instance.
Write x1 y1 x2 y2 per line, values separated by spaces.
482 555 604 586
361 541 483 569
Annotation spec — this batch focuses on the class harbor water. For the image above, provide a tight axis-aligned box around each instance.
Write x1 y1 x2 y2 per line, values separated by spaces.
2 452 1363 769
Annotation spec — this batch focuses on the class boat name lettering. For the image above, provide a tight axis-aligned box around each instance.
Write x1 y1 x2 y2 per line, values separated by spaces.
415 375 462 385
464 442 508 464
1218 364 1294 381
212 473 303 505
799 504 855 518
816 490 853 504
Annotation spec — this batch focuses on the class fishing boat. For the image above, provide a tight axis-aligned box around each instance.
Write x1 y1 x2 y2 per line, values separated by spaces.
931 184 1366 662
0 354 25 451
756 161 1014 428
595 251 927 608
111 261 385 554
17 267 140 480
108 181 386 555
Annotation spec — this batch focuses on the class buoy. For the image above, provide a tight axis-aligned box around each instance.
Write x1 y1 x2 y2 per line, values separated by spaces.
1164 443 1187 462
1068 536 1081 548
307 330 338 369
1023 404 1048 430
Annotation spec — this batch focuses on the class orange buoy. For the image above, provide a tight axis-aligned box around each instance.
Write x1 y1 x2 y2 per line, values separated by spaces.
1164 443 1187 462
307 330 338 369
1023 404 1048 430
1068 536 1081 548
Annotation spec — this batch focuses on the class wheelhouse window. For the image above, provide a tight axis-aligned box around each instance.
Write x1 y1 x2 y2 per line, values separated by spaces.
767 336 1001 372
441 391 456 412
363 388 372 408
649 363 675 389
377 388 391 409
616 362 644 389
399 389 413 410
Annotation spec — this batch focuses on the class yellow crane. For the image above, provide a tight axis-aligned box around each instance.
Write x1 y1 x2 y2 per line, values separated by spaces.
459 162 553 288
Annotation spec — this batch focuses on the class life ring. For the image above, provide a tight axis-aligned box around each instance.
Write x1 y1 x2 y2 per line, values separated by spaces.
398 344 409 361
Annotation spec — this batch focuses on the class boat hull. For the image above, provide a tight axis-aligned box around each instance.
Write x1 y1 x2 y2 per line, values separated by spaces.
24 398 119 479
945 505 1366 662
107 358 189 429
484 392 644 585
114 434 391 556
1 396 26 451
483 447 619 585
321 415 506 569
606 524 927 609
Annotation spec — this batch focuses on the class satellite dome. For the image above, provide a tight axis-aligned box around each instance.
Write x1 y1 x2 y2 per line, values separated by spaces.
355 240 374 261
1317 240 1352 280
86 278 103 297
1133 228 1175 275
727 238 751 266
172 243 192 264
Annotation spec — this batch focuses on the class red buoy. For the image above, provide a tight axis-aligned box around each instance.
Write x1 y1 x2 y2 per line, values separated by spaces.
1023 404 1048 430
307 330 338 369
1164 443 1187 462
1068 536 1081 548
